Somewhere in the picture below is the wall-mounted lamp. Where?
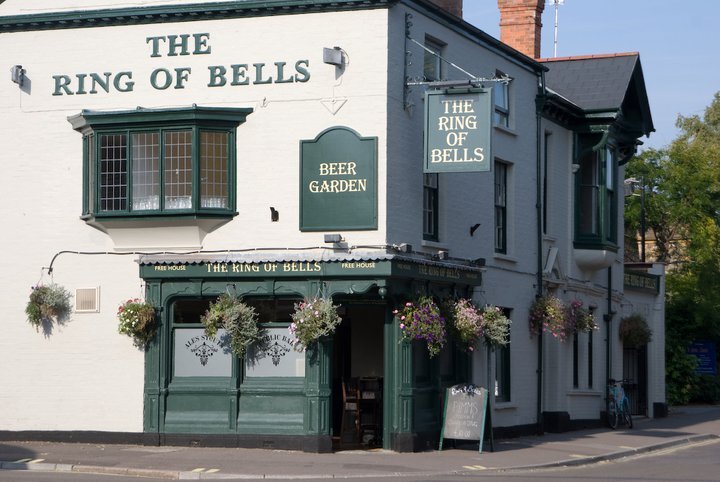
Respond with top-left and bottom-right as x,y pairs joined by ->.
270,207 -> 279,222
571,163 -> 580,174
472,257 -> 486,267
323,47 -> 345,68
437,250 -> 449,260
11,65 -> 25,86
469,223 -> 481,236
394,243 -> 412,253
324,233 -> 343,243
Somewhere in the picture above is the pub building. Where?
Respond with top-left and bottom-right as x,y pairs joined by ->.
0,0 -> 666,452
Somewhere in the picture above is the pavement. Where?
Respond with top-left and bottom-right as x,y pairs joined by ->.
1,405 -> 718,480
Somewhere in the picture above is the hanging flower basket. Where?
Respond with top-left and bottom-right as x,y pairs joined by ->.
26,284 -> 72,330
448,298 -> 483,352
289,297 -> 342,351
394,297 -> 446,358
481,305 -> 512,348
117,298 -> 157,348
619,314 -> 652,348
529,295 -> 569,341
566,299 -> 598,333
201,293 -> 260,358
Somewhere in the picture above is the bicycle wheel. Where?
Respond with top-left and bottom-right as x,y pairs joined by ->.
607,399 -> 618,429
622,398 -> 633,428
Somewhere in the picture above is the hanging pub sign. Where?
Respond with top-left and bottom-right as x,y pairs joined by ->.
300,126 -> 377,231
424,88 -> 492,173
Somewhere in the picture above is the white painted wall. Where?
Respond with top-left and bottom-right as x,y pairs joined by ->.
0,7 -> 390,432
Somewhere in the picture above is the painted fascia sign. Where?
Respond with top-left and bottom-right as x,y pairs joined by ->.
424,88 -> 492,173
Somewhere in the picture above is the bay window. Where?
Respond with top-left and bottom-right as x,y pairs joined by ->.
575,134 -> 618,249
70,106 -> 251,221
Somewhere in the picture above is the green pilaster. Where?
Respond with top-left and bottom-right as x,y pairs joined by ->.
143,280 -> 163,436
303,337 -> 333,451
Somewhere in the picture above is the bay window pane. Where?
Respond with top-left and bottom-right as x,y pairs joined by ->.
579,152 -> 600,235
164,130 -> 193,210
131,132 -> 160,211
99,134 -> 127,211
200,131 -> 228,209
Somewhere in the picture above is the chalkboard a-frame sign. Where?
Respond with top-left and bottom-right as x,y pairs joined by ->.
438,384 -> 493,452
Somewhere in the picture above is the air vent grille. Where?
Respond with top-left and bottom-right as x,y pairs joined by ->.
75,287 -> 100,313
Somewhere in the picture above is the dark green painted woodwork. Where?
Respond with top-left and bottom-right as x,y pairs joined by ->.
300,127 -> 378,231
71,106 -> 251,223
141,261 -> 479,450
0,1 -> 395,33
624,271 -> 661,294
141,259 -> 482,285
69,106 -> 253,132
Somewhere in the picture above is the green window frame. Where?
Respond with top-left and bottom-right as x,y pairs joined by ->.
494,161 -> 508,254
70,106 -> 252,220
574,134 -> 618,250
423,173 -> 439,241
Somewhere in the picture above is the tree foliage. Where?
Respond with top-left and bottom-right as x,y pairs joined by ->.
626,92 -> 720,404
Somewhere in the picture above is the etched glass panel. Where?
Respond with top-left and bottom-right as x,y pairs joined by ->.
174,328 -> 232,377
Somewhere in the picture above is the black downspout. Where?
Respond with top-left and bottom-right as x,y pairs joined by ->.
605,267 -> 614,418
535,72 -> 546,436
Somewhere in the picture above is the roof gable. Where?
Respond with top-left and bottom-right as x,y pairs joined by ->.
540,53 -> 654,138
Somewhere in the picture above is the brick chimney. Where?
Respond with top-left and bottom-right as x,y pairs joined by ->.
429,0 -> 463,18
498,0 -> 544,58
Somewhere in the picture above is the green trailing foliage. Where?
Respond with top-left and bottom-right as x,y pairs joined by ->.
26,284 -> 72,330
117,298 -> 157,348
288,297 -> 342,351
202,293 -> 261,358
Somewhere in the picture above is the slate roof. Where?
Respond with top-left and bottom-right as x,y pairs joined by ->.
540,52 -> 654,136
541,53 -> 638,111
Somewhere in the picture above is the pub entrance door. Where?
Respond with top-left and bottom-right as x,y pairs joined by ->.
332,304 -> 385,449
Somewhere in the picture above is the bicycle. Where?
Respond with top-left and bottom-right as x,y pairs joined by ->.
607,378 -> 633,429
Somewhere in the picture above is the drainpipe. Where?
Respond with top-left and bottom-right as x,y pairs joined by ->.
535,71 -> 546,435
604,267 -> 614,416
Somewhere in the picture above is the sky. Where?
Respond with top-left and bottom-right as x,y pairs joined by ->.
463,1 -> 720,152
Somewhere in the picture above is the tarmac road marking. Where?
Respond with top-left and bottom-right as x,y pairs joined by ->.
206,469 -> 220,473
191,468 -> 206,472
14,459 -> 32,463
570,454 -> 589,458
619,445 -> 635,449
29,459 -> 45,463
192,468 -> 221,473
463,465 -> 487,470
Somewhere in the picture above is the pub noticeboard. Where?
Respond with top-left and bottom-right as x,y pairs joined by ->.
439,384 -> 492,452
